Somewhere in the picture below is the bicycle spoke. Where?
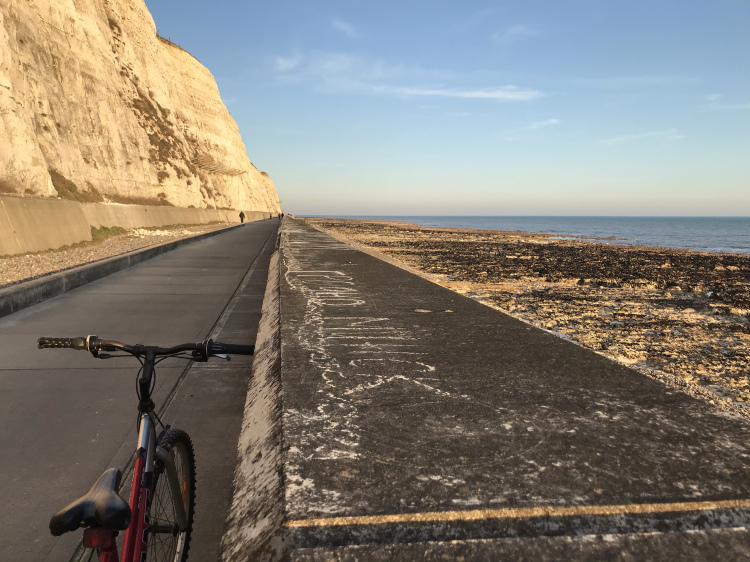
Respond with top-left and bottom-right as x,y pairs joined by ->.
147,434 -> 194,562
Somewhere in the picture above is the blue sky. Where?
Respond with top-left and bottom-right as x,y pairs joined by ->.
144,0 -> 749,216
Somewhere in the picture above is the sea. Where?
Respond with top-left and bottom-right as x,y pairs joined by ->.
326,216 -> 750,256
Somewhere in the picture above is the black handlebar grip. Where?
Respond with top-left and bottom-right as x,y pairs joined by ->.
211,342 -> 255,356
38,337 -> 87,350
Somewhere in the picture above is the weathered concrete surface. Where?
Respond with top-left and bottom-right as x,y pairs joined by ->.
0,220 -> 278,562
220,235 -> 285,561
279,219 -> 750,559
0,0 -> 279,211
0,223 -> 242,318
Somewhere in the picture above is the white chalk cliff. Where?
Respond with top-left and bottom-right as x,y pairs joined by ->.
0,0 -> 279,211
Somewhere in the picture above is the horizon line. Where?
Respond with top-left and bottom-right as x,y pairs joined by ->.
302,214 -> 750,219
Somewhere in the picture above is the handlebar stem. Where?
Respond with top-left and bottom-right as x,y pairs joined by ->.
138,351 -> 157,413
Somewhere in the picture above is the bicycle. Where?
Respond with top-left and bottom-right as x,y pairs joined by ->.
38,335 -> 255,562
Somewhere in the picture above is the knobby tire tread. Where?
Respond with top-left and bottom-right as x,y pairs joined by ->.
151,428 -> 196,562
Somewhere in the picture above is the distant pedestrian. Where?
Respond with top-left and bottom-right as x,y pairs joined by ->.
239,211 -> 245,223
269,213 -> 272,220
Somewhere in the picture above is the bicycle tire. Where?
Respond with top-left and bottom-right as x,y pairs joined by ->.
148,429 -> 196,562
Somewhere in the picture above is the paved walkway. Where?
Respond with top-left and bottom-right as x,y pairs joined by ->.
280,219 -> 750,560
0,220 -> 278,562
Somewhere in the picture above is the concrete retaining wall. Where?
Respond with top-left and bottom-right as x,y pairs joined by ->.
81,204 -> 269,229
0,195 -> 274,255
0,197 -> 93,256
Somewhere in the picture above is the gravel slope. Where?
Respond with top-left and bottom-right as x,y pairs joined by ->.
0,224 -> 229,289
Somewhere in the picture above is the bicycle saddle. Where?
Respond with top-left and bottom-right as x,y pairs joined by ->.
49,468 -> 131,536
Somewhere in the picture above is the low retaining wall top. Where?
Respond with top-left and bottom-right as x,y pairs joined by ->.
0,195 -> 273,255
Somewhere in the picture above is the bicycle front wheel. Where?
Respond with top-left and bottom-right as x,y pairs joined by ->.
149,429 -> 196,562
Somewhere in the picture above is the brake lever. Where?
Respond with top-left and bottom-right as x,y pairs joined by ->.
191,349 -> 209,362
214,354 -> 230,361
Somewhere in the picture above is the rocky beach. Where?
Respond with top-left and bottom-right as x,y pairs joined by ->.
303,218 -> 750,417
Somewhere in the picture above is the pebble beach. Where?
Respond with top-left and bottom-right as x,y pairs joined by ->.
303,217 -> 750,417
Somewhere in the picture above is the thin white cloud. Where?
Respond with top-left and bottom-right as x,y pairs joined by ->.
274,54 -> 302,72
272,51 -> 543,102
705,93 -> 723,102
396,86 -> 541,101
274,52 -> 447,82
332,19 -> 356,37
596,128 -> 684,145
492,24 -> 539,44
524,118 -> 561,130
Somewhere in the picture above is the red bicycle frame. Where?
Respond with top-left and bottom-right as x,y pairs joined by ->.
87,412 -> 156,562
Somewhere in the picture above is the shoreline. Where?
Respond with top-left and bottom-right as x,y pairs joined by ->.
302,217 -> 750,418
310,216 -> 750,257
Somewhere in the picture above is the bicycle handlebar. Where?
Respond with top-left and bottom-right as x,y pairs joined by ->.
210,342 -> 255,355
37,336 -> 254,359
37,337 -> 88,350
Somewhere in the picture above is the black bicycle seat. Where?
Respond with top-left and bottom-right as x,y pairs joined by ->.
49,468 -> 131,536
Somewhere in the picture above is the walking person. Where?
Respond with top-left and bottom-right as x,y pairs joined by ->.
239,211 -> 245,223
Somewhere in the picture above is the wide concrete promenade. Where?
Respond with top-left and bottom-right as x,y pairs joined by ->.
280,219 -> 750,560
0,219 -> 278,562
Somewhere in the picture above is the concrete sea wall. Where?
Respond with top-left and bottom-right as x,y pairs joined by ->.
0,195 -> 272,255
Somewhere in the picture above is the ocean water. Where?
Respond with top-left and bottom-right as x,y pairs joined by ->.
328,216 -> 750,255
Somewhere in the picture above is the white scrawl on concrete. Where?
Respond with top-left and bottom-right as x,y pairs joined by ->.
282,223 -> 444,516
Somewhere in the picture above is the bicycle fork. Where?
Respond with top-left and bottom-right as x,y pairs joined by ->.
117,412 -> 188,561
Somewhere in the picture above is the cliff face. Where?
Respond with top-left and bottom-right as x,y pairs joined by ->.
0,0 -> 279,212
